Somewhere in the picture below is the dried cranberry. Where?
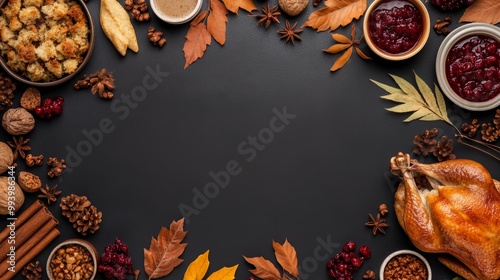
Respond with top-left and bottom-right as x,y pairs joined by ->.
34,96 -> 64,119
98,238 -> 134,280
359,245 -> 372,258
431,0 -> 475,10
343,241 -> 356,252
368,0 -> 423,54
327,242 -> 372,279
446,35 -> 500,102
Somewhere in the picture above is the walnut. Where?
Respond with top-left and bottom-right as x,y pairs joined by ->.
0,176 -> 25,215
278,0 -> 309,16
0,141 -> 14,174
2,108 -> 35,135
20,87 -> 41,111
147,27 -> 166,47
47,157 -> 66,178
18,171 -> 42,193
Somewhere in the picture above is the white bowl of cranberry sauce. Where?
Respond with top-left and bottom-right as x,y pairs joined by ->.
436,23 -> 500,111
363,0 -> 430,61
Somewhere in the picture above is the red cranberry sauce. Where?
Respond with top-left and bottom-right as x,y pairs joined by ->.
446,35 -> 500,102
368,0 -> 423,54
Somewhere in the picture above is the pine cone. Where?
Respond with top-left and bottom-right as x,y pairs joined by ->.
413,128 -> 439,156
433,135 -> 456,161
60,194 -> 92,222
22,261 -> 42,280
74,205 -> 103,235
481,123 -> 500,142
0,72 -> 16,110
461,119 -> 480,137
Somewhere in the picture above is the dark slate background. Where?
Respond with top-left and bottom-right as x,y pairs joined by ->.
1,0 -> 499,279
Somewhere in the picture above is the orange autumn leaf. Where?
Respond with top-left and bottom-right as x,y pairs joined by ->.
459,0 -> 500,24
144,218 -> 188,279
272,239 -> 299,278
303,0 -> 367,32
183,13 -> 212,69
243,256 -> 281,280
208,0 -> 229,45
221,0 -> 257,14
324,24 -> 370,71
331,46 -> 352,71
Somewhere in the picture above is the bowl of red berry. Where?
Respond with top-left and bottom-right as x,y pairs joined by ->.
436,23 -> 500,111
363,0 -> 430,61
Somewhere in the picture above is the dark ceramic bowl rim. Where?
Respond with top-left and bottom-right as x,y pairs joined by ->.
0,0 -> 95,87
435,23 -> 500,111
46,238 -> 98,280
362,0 -> 431,61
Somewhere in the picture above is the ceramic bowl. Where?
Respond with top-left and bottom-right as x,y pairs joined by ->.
435,23 -> 500,111
46,239 -> 98,280
150,0 -> 203,24
363,0 -> 430,61
379,249 -> 431,280
0,0 -> 94,87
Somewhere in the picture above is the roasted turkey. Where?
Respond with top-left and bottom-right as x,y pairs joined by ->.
390,152 -> 500,280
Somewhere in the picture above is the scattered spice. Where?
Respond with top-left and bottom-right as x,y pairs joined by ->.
0,72 -> 16,110
365,213 -> 388,235
252,4 -> 280,28
362,269 -> 376,279
47,157 -> 66,178
74,69 -> 116,100
22,261 -> 42,280
25,154 -> 44,167
383,253 -> 428,280
38,184 -> 62,205
434,16 -> 452,35
379,203 -> 389,216
7,136 -> 31,161
278,20 -> 303,45
125,0 -> 150,21
147,27 -> 167,47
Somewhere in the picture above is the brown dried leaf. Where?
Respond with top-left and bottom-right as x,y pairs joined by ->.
331,33 -> 351,44
208,0 -> 228,45
272,239 -> 299,278
144,218 -> 188,279
302,0 -> 367,32
243,256 -> 281,280
330,46 -> 353,71
323,43 -> 351,54
459,0 -> 500,24
222,0 -> 257,14
183,16 -> 212,69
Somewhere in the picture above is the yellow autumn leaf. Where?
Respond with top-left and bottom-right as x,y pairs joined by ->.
184,250 -> 210,280
206,265 -> 239,280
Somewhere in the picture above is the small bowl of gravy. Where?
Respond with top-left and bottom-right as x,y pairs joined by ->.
150,0 -> 203,24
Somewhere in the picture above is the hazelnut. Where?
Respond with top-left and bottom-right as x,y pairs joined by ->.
0,141 -> 14,174
2,108 -> 35,135
18,171 -> 42,193
20,87 -> 41,111
0,176 -> 25,215
278,0 -> 309,16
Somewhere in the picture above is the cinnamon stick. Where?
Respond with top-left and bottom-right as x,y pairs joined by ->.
0,200 -> 43,245
0,204 -> 53,260
0,227 -> 60,280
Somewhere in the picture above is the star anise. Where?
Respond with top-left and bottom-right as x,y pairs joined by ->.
252,3 -> 280,28
7,136 -> 31,161
278,20 -> 303,45
38,184 -> 62,204
365,213 -> 388,235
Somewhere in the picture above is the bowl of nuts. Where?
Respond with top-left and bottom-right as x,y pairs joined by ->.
363,0 -> 431,61
0,0 -> 95,87
435,23 -> 500,111
380,249 -> 431,280
46,239 -> 98,280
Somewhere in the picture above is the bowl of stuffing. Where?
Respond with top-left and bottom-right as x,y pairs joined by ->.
0,0 -> 95,86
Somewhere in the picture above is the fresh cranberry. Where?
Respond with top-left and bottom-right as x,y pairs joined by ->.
350,256 -> 364,269
368,0 -> 423,54
446,35 -> 500,102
